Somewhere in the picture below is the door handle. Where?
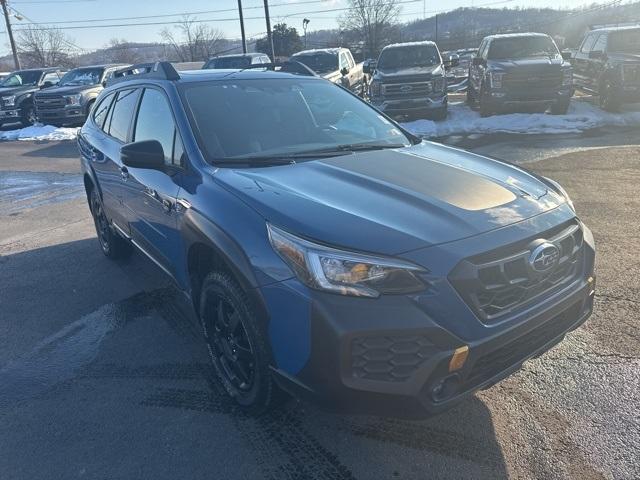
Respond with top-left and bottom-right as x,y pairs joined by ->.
161,198 -> 172,213
120,166 -> 129,180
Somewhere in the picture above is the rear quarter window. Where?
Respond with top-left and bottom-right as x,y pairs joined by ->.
108,89 -> 140,142
92,92 -> 115,130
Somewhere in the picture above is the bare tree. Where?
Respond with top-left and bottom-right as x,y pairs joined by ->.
340,0 -> 400,58
106,38 -> 140,64
160,16 -> 224,62
17,25 -> 76,68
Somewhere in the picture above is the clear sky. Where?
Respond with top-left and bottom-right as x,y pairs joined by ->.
1,0 -> 599,56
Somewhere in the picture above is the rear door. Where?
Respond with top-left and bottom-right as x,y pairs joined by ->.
122,86 -> 184,277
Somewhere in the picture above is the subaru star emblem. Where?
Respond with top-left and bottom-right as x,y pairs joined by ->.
529,242 -> 560,273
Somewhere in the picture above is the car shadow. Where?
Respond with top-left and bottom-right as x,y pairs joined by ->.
1,238 -> 508,479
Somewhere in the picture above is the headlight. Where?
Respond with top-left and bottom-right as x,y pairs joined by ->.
64,94 -> 82,106
488,71 -> 505,89
370,80 -> 381,98
267,224 -> 426,298
562,69 -> 573,86
545,177 -> 575,213
2,95 -> 16,107
432,76 -> 445,92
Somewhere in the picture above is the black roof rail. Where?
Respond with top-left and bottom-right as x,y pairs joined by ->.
236,60 -> 318,77
107,61 -> 180,86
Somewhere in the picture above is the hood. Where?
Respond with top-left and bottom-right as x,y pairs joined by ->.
0,85 -> 36,96
375,64 -> 443,82
215,142 -> 566,255
35,84 -> 99,96
489,55 -> 566,71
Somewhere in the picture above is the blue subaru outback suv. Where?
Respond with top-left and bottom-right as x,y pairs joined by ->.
78,62 -> 595,416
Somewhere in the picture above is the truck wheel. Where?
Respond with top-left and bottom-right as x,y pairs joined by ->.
90,189 -> 131,260
199,271 -> 286,414
550,99 -> 570,115
466,85 -> 476,106
599,81 -> 620,112
20,104 -> 37,127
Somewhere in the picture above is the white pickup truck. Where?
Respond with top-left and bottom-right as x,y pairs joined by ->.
291,48 -> 367,96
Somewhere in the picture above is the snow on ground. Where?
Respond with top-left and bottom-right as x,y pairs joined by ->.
0,124 -> 80,142
401,100 -> 640,138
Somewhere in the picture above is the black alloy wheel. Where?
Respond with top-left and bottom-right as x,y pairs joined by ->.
89,189 -> 131,259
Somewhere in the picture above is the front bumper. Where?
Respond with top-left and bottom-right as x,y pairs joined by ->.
36,107 -> 86,124
0,109 -> 21,121
265,214 -> 595,417
486,87 -> 573,110
371,94 -> 447,116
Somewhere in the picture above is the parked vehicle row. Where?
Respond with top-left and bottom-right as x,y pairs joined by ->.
78,60 -> 595,416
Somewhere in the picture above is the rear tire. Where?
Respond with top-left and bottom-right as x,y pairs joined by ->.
599,81 -> 620,112
199,271 -> 286,414
20,104 -> 37,127
89,189 -> 131,260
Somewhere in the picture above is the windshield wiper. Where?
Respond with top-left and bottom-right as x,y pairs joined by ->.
302,143 -> 407,154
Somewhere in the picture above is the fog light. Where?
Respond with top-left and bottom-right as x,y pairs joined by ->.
449,345 -> 469,372
431,374 -> 460,402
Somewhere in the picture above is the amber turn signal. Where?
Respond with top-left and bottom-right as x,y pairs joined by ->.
448,345 -> 469,372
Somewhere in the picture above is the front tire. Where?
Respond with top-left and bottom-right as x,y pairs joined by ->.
599,80 -> 620,112
90,189 -> 131,260
20,104 -> 37,127
199,271 -> 285,414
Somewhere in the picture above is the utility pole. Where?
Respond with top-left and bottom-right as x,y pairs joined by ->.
1,0 -> 21,70
237,0 -> 247,54
263,0 -> 275,61
303,18 -> 310,49
435,14 -> 438,43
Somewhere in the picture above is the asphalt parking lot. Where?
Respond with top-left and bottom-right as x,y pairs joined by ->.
1,131 -> 638,479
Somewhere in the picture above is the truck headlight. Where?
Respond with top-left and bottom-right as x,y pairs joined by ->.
64,94 -> 82,106
370,80 -> 381,98
488,71 -> 505,89
432,76 -> 445,93
562,69 -> 573,86
268,224 -> 426,298
2,95 -> 16,107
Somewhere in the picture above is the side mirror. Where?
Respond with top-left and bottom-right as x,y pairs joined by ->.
363,60 -> 377,74
589,50 -> 605,60
561,50 -> 573,61
340,66 -> 350,76
41,81 -> 54,89
445,55 -> 460,68
121,140 -> 165,170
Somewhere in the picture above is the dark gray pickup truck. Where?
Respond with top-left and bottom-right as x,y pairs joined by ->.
467,33 -> 574,116
34,64 -> 126,126
570,26 -> 640,111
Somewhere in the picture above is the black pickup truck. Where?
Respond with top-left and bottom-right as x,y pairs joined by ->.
0,68 -> 64,127
570,26 -> 640,111
34,64 -> 126,126
468,33 -> 574,116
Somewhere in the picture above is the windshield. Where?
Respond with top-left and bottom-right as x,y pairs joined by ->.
0,70 -> 42,87
292,53 -> 338,74
377,45 -> 441,70
207,57 -> 252,69
488,36 -> 559,60
608,30 -> 640,54
181,79 -> 411,165
59,68 -> 104,86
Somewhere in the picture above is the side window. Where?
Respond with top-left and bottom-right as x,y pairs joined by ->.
347,52 -> 355,69
134,88 -> 183,166
580,34 -> 597,53
592,34 -> 607,53
93,92 -> 115,129
108,89 -> 140,142
42,72 -> 60,85
480,41 -> 490,60
262,56 -> 270,64
339,53 -> 349,70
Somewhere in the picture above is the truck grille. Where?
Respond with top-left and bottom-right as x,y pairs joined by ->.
503,71 -> 562,90
623,64 -> 640,84
35,94 -> 65,110
382,82 -> 433,99
449,220 -> 584,323
351,335 -> 439,382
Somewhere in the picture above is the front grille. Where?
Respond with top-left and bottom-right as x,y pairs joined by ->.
468,301 -> 582,383
35,95 -> 65,110
351,335 -> 439,382
623,64 -> 640,84
449,220 -> 584,323
503,71 -> 562,90
382,82 -> 433,99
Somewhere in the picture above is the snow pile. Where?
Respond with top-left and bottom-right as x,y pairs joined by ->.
401,101 -> 640,138
0,124 -> 80,142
